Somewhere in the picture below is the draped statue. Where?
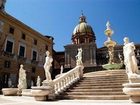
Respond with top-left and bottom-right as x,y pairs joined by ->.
18,64 -> 27,89
123,37 -> 139,74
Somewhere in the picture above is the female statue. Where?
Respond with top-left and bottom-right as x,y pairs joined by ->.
18,64 -> 27,89
75,48 -> 83,66
123,37 -> 138,74
44,51 -> 53,81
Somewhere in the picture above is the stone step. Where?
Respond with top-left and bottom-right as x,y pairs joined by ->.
85,73 -> 127,76
82,79 -> 128,82
68,88 -> 123,92
56,70 -> 128,100
79,80 -> 128,84
75,83 -> 125,86
87,74 -> 127,76
62,91 -> 125,95
83,78 -> 128,81
86,76 -> 128,79
82,78 -> 128,81
72,85 -> 123,89
57,95 -> 129,100
84,70 -> 126,75
83,76 -> 128,79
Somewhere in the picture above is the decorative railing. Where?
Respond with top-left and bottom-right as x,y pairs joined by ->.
53,65 -> 84,95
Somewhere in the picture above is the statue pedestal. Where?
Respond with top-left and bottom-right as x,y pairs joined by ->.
123,74 -> 140,103
2,88 -> 18,96
31,81 -> 55,101
31,86 -> 51,101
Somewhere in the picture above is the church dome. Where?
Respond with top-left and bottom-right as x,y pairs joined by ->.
72,14 -> 96,44
73,22 -> 94,35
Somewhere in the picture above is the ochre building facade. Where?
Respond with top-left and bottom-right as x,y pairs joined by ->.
0,11 -> 53,89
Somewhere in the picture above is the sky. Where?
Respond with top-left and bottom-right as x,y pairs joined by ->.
5,0 -> 140,51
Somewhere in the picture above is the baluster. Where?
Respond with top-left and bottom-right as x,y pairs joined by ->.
58,82 -> 61,93
73,73 -> 76,82
71,73 -> 74,83
55,83 -> 58,94
63,78 -> 66,89
70,74 -> 73,84
76,71 -> 79,80
68,75 -> 71,86
61,80 -> 64,90
66,77 -> 69,87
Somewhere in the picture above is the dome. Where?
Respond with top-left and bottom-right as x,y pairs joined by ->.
73,22 -> 94,35
72,14 -> 95,37
72,14 -> 96,44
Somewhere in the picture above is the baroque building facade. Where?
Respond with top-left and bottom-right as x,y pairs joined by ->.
0,11 -> 53,89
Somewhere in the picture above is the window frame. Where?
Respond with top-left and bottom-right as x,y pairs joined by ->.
18,43 -> 26,58
31,49 -> 38,61
9,26 -> 15,34
4,38 -> 14,54
21,32 -> 26,40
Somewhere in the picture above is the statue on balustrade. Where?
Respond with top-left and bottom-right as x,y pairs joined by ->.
75,48 -> 83,66
123,37 -> 139,75
60,65 -> 64,74
44,51 -> 53,82
36,76 -> 41,87
18,64 -> 27,90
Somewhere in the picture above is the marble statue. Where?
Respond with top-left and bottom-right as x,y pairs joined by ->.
44,51 -> 53,81
75,48 -> 83,66
123,38 -> 140,103
123,37 -> 139,75
8,78 -> 12,87
118,53 -> 123,63
18,64 -> 27,89
60,65 -> 64,74
36,76 -> 41,87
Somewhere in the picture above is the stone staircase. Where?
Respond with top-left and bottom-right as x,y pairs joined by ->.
56,69 -> 129,100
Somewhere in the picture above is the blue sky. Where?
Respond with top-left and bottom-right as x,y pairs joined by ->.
5,0 -> 140,51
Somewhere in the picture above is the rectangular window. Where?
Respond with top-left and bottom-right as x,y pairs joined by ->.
4,61 -> 11,68
9,27 -> 14,34
21,33 -> 26,40
19,46 -> 25,57
33,39 -> 37,45
6,40 -> 13,53
32,50 -> 37,61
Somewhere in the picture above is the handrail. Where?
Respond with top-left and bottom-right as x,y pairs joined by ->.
53,65 -> 84,95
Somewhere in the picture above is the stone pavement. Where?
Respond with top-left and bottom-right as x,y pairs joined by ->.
0,95 -> 137,105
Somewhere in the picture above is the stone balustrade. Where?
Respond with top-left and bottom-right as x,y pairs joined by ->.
53,65 -> 84,95
31,65 -> 84,101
